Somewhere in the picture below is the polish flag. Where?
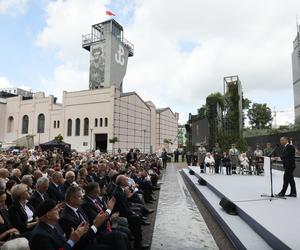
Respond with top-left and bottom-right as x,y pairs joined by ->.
106,10 -> 115,16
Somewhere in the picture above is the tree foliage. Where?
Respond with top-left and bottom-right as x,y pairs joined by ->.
247,103 -> 272,129
54,134 -> 63,142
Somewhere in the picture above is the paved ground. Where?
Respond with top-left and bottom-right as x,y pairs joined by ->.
150,164 -> 218,250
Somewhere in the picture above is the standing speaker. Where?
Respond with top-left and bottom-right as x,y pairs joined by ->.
219,198 -> 238,215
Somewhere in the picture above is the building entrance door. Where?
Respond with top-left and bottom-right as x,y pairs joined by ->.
95,133 -> 108,153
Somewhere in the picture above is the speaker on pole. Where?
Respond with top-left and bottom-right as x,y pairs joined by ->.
219,197 -> 238,215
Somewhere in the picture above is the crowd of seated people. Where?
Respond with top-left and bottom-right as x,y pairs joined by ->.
186,142 -> 280,176
0,147 -> 162,249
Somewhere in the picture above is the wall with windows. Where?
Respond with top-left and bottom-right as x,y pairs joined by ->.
63,87 -> 115,152
3,93 -> 63,145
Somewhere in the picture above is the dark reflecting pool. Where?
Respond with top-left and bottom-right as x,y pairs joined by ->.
151,165 -> 218,250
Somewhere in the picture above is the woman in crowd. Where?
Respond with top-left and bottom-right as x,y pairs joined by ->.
0,190 -> 20,243
8,184 -> 37,235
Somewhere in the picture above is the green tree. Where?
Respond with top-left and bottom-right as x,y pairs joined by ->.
54,134 -> 63,142
247,103 -> 272,129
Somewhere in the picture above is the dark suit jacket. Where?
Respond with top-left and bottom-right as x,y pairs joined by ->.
8,200 -> 35,233
126,152 -> 137,163
28,191 -> 50,211
58,205 -> 97,250
81,196 -> 108,232
280,144 -> 296,170
0,208 -> 13,240
47,182 -> 65,203
112,186 -> 133,218
29,222 -> 71,250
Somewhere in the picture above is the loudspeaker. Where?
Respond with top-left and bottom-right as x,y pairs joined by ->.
189,169 -> 195,175
198,178 -> 206,186
219,198 -> 238,215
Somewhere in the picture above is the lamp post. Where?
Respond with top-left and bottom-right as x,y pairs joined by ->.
90,128 -> 93,152
143,129 -> 146,153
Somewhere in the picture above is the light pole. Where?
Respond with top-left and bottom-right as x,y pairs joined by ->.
90,128 -> 93,151
143,129 -> 146,153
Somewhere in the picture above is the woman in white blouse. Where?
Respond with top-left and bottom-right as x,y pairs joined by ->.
8,184 -> 37,234
205,153 -> 215,174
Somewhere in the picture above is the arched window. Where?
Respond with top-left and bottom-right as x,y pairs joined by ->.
37,114 -> 45,133
95,118 -> 98,127
67,119 -> 72,136
84,118 -> 89,136
75,118 -> 80,136
22,115 -> 29,134
100,118 -> 103,127
54,120 -> 56,129
7,116 -> 14,133
104,117 -> 108,127
57,120 -> 60,128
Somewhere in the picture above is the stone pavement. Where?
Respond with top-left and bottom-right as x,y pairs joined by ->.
151,164 -> 218,250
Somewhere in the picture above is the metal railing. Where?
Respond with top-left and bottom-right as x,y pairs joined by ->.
82,33 -> 134,56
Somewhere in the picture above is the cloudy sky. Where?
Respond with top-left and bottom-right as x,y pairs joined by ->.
0,0 -> 298,125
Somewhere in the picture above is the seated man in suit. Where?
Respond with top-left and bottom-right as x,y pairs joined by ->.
47,172 -> 65,203
81,182 -> 130,249
113,175 -> 150,249
59,186 -> 128,250
28,177 -> 50,211
29,199 -> 89,250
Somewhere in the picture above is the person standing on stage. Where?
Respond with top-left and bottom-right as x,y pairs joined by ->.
263,142 -> 273,156
229,144 -> 239,174
197,144 -> 207,173
212,143 -> 222,174
277,137 -> 297,198
161,148 -> 168,168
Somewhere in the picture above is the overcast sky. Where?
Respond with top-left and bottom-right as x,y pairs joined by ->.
0,0 -> 298,125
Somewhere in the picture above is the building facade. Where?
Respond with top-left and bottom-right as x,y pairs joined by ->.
292,25 -> 300,119
0,19 -> 178,153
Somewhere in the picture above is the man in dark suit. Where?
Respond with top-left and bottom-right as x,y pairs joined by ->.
47,172 -> 65,203
126,149 -> 137,164
29,199 -> 89,250
277,137 -> 297,197
59,186 -> 128,250
81,182 -> 130,249
113,175 -> 150,249
28,176 -> 50,210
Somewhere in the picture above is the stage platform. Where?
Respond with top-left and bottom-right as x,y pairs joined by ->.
182,166 -> 300,250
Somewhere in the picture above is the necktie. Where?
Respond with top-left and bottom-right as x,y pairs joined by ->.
76,210 -> 86,223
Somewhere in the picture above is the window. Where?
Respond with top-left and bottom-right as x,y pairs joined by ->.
54,121 -> 56,129
84,118 -> 89,136
57,120 -> 60,128
67,119 -> 72,136
95,118 -> 98,127
105,117 -> 108,127
37,114 -> 45,133
22,115 -> 29,134
75,118 -> 80,136
100,118 -> 103,127
7,116 -> 14,133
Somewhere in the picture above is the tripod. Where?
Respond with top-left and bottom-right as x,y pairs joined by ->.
261,146 -> 286,201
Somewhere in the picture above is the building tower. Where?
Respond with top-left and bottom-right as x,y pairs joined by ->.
82,19 -> 134,91
292,24 -> 300,120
